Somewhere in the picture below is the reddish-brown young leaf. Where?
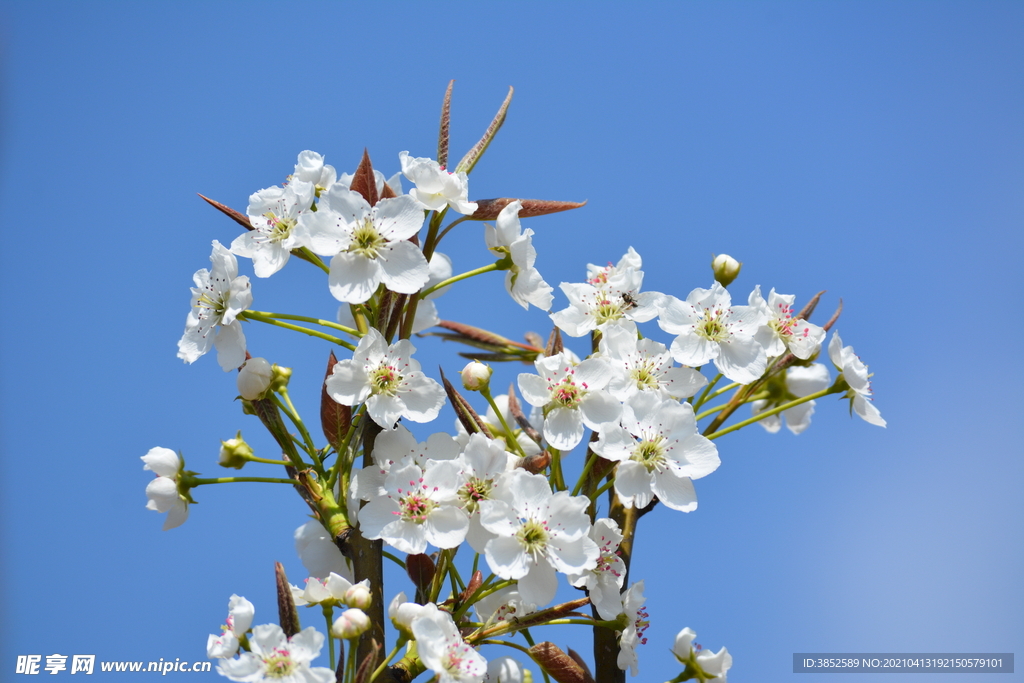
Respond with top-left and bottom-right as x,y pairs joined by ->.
528,642 -> 594,683
439,367 -> 493,438
349,149 -> 379,207
796,290 -> 826,321
455,86 -> 513,175
437,80 -> 454,169
321,351 -> 351,452
275,562 -> 301,638
198,194 -> 253,231
545,327 -> 564,357
469,198 -> 587,221
406,553 -> 436,605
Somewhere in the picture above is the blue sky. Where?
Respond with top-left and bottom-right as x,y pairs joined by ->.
1,2 -> 1021,681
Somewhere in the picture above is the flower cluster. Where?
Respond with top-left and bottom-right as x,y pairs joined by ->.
147,88 -> 887,682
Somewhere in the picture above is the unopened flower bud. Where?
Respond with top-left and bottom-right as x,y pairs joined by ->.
219,432 -> 253,469
237,357 -> 273,400
331,608 -> 370,639
461,361 -> 493,392
711,253 -> 741,287
344,583 -> 372,610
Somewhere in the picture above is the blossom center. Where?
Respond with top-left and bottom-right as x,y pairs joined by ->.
629,359 -> 661,391
262,212 -> 297,244
547,370 -> 587,409
261,648 -> 295,678
458,476 -> 494,512
397,487 -> 437,525
630,436 -> 667,472
695,306 -> 732,343
516,518 -> 550,557
370,363 -> 403,396
350,218 -> 386,259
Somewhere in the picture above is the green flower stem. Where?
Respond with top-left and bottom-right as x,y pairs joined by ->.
192,476 -> 300,485
370,642 -> 407,683
480,387 -> 527,458
694,404 -> 728,421
421,206 -> 449,262
706,381 -> 741,401
330,406 -> 366,496
572,451 -> 600,498
382,550 -> 406,570
435,214 -> 472,245
474,639 -> 533,657
704,386 -> 836,440
272,392 -> 322,472
322,606 -> 335,670
693,373 -> 723,411
240,311 -> 356,350
589,478 -> 615,502
419,262 -> 503,299
550,447 -> 567,492
295,247 -> 330,274
243,456 -> 294,466
244,310 -> 359,336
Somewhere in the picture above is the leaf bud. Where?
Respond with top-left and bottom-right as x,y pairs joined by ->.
218,431 -> 253,470
711,253 -> 742,287
461,360 -> 493,392
237,357 -> 273,400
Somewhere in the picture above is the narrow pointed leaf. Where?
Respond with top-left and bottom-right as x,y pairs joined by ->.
437,79 -> 454,168
545,326 -> 563,357
275,562 -> 301,638
528,642 -> 592,683
796,290 -> 825,321
507,383 -> 542,444
469,197 -> 587,221
440,367 -> 493,438
198,193 -> 252,231
455,86 -> 513,175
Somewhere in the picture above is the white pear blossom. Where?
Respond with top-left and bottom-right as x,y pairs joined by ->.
357,457 -> 469,555
454,433 -> 517,553
452,394 -> 543,458
672,627 -> 732,681
412,605 -> 488,683
294,521 -> 352,581
331,609 -> 370,639
301,186 -> 429,304
177,241 -> 252,371
518,352 -> 621,451
658,282 -> 767,384
592,393 -> 720,512
216,624 -> 334,683
751,363 -> 831,434
231,181 -> 315,277
616,581 -> 649,677
206,595 -> 254,659
479,469 -> 599,606
399,151 -> 478,215
474,585 -> 536,625
141,447 -> 190,530
829,331 -> 886,427
748,286 -> 825,359
599,323 -> 708,402
389,591 -> 434,639
325,328 -> 445,430
551,251 -> 662,337
291,150 -> 336,195
485,200 -> 553,310
566,518 -> 626,620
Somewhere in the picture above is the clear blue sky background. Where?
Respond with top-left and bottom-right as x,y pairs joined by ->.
1,2 -> 1021,681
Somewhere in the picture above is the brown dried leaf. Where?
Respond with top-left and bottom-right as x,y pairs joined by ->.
528,642 -> 593,683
